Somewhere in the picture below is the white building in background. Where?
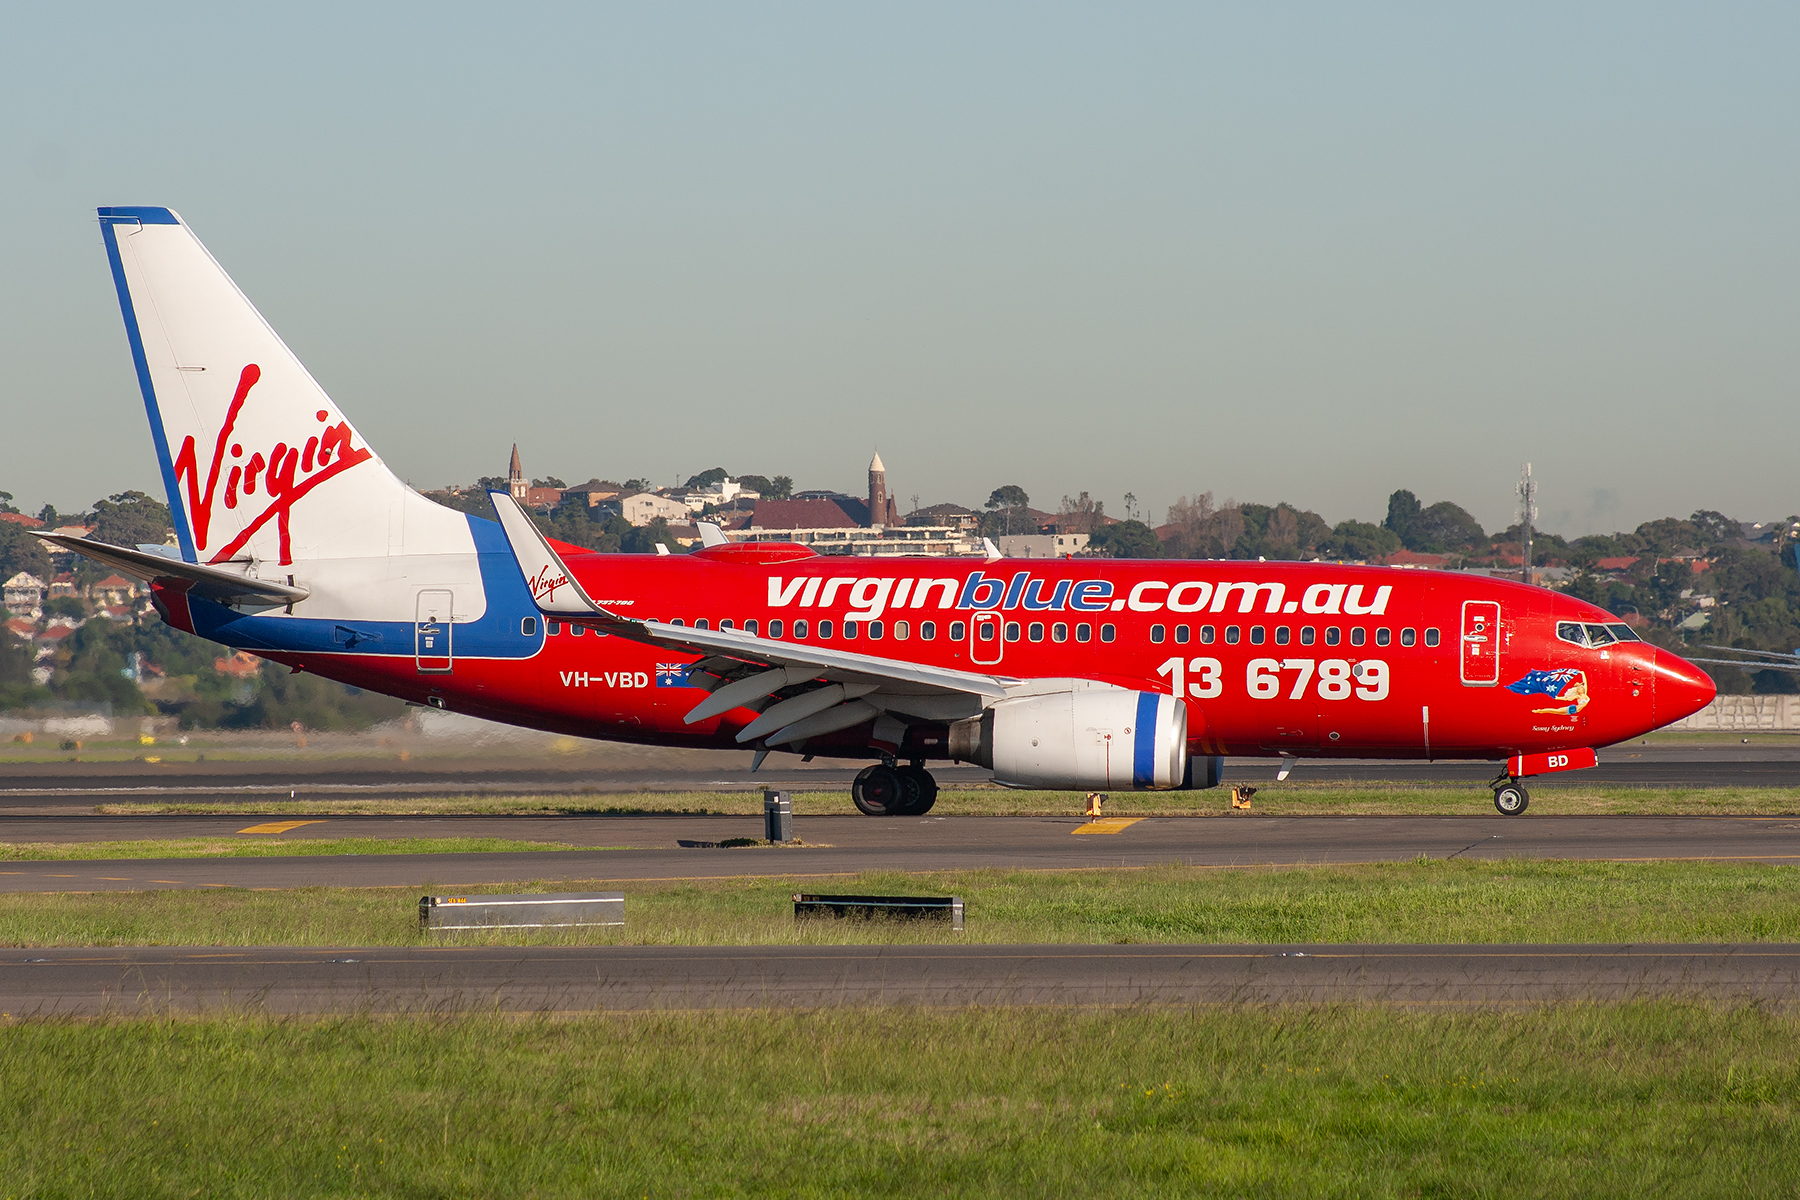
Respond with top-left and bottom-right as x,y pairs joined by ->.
996,533 -> 1090,559
686,478 -> 761,511
604,492 -> 693,527
3,572 -> 45,618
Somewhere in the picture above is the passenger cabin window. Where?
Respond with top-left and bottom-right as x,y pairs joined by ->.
792,619 -> 807,638
744,619 -> 758,635
844,621 -> 858,639
1100,624 -> 1116,643
1350,627 -> 1366,647
1323,627 -> 1340,646
1249,626 -> 1266,645
1375,628 -> 1391,647
1299,627 -> 1315,646
1051,623 -> 1068,643
978,622 -> 996,642
920,621 -> 936,640
1150,625 -> 1166,643
695,619 -> 709,630
1400,628 -> 1416,647
1076,623 -> 1092,642
1224,626 -> 1241,645
817,620 -> 833,638
1274,626 -> 1290,646
768,619 -> 783,638
1424,627 -> 1440,647
1029,622 -> 1044,642
571,625 -> 584,637
868,621 -> 884,639
1199,626 -> 1216,644
671,619 -> 685,627
720,619 -> 733,630
894,621 -> 909,640
1174,625 -> 1190,644
950,621 -> 967,641
547,620 -> 561,636
521,617 -> 538,636
1005,622 -> 1020,642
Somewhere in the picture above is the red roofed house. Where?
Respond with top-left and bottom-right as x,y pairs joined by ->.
1382,549 -> 1449,567
214,651 -> 262,678
0,512 -> 43,528
1595,557 -> 1639,571
5,617 -> 35,641
90,575 -> 138,607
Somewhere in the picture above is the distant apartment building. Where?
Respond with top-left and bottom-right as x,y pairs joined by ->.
996,533 -> 1090,558
3,572 -> 45,618
605,492 -> 693,527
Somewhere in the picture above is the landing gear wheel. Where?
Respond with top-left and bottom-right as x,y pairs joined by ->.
1493,782 -> 1529,816
895,766 -> 939,816
852,764 -> 905,816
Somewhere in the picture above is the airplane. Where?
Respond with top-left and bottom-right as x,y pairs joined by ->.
39,207 -> 1718,818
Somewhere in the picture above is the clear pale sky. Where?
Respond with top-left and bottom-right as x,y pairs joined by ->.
3,5 -> 1795,537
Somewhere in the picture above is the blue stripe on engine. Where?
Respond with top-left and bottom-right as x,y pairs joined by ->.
1133,691 -> 1158,788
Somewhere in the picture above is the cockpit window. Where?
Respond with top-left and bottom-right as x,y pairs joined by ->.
1583,624 -> 1618,646
1606,623 -> 1641,642
1556,621 -> 1587,647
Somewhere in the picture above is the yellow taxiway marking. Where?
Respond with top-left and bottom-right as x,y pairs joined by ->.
1072,818 -> 1147,836
237,820 -> 326,835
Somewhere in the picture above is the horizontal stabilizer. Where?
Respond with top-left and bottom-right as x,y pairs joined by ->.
35,533 -> 309,606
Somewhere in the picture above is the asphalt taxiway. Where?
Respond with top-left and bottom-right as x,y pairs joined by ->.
4,943 -> 1797,1014
3,742 -> 1799,811
3,813 -> 1799,893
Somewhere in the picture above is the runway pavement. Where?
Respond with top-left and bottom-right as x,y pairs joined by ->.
3,743 -> 1800,811
3,943 -> 1796,1013
3,813 -> 1799,892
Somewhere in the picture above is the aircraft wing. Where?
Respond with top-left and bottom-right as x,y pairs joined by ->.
33,533 -> 310,607
487,491 -> 1015,741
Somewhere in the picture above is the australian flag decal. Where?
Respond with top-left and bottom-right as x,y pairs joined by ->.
655,663 -> 696,688
1506,668 -> 1580,697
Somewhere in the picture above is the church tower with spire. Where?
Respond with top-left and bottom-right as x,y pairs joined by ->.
867,450 -> 895,529
509,444 -> 528,503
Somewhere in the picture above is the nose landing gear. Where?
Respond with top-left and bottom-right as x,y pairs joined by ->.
851,762 -> 940,816
1492,780 -> 1530,816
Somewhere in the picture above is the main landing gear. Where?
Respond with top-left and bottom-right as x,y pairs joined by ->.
852,762 -> 939,816
1492,779 -> 1530,816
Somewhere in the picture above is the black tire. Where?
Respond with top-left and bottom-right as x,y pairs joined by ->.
896,766 -> 939,816
1494,783 -> 1529,816
852,764 -> 904,816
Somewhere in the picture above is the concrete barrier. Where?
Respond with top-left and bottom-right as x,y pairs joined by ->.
1664,695 -> 1800,732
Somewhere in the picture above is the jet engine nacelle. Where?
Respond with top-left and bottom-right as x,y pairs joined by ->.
949,688 -> 1188,791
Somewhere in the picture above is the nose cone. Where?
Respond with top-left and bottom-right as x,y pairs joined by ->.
1653,647 -> 1717,724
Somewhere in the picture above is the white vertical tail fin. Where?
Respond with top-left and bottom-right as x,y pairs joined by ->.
99,207 -> 422,566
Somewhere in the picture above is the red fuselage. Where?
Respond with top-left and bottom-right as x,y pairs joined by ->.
243,552 -> 1716,765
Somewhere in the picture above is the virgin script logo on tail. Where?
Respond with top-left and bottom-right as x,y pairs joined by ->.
529,565 -> 570,603
171,364 -> 373,565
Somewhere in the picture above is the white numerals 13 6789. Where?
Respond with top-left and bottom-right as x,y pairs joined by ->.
1158,657 -> 1389,702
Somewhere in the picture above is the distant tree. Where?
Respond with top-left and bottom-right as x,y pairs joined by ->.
1056,492 -> 1106,535
622,518 -> 680,555
1407,501 -> 1485,553
88,491 -> 173,548
1324,520 -> 1402,561
1689,510 -> 1738,548
475,475 -> 509,492
1087,519 -> 1160,559
532,476 -> 567,489
985,485 -> 1032,536
43,596 -> 87,620
1384,490 -> 1422,542
684,467 -> 729,490
623,478 -> 650,493
0,520 -> 51,581
36,504 -> 60,528
1632,517 -> 1701,557
767,475 -> 793,500
737,475 -> 773,496
0,491 -> 17,515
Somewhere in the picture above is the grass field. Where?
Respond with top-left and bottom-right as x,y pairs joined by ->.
5,858 -> 1799,947
0,836 -> 576,861
1,1003 -> 1796,1196
100,780 -> 1800,818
